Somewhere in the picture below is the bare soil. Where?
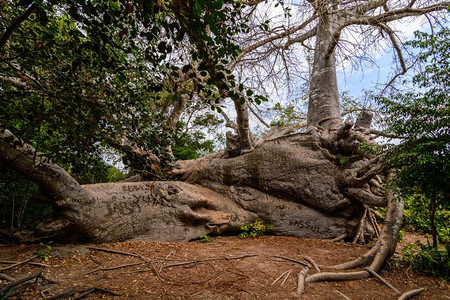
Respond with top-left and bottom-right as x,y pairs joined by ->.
0,233 -> 448,299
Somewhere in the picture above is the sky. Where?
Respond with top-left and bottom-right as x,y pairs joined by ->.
336,18 -> 430,100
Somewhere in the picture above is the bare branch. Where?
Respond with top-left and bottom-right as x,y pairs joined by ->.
248,102 -> 270,128
229,14 -> 318,69
353,2 -> 450,25
376,23 -> 407,73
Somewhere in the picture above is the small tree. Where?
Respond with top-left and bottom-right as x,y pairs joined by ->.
378,28 -> 450,247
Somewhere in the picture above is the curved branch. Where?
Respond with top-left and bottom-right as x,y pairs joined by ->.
376,23 -> 407,73
228,15 -> 318,69
0,129 -> 94,211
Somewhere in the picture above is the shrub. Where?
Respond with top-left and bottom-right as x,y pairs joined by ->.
404,193 -> 450,243
239,220 -> 273,239
402,241 -> 449,281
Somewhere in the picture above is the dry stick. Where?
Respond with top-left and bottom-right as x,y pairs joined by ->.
363,267 -> 400,294
0,273 -> 14,282
0,260 -> 54,268
161,254 -> 258,269
271,270 -> 292,286
397,288 -> 425,300
335,289 -> 352,300
87,246 -> 147,260
269,255 -> 311,268
0,270 -> 42,297
352,206 -> 368,244
82,262 -> 144,275
296,267 -> 309,294
45,287 -> 120,300
280,270 -> 292,286
0,255 -> 39,271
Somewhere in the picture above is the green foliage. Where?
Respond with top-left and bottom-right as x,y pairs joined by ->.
403,193 -> 449,243
0,0 -> 250,174
338,157 -> 349,168
377,28 -> 450,246
269,101 -> 305,127
0,170 -> 51,231
200,233 -> 212,243
239,220 -> 273,239
402,241 -> 449,280
37,241 -> 53,262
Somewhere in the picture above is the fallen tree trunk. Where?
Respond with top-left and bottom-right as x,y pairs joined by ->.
1,124 -> 388,244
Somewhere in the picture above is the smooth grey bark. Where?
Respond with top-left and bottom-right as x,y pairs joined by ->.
307,15 -> 342,129
1,124 -> 386,243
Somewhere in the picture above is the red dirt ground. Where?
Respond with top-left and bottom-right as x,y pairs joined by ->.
0,233 -> 448,299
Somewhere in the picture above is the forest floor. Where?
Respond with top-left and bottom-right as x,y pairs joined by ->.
0,232 -> 448,300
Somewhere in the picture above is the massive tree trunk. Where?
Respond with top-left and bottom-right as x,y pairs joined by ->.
1,124 -> 386,244
307,13 -> 342,130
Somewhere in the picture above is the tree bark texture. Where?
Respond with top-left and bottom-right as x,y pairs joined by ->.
1,125 -> 387,243
307,15 -> 342,130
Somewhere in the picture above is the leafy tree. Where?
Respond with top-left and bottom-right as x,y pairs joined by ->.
378,28 -> 450,247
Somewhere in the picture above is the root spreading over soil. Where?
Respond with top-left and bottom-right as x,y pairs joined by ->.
0,235 -> 448,299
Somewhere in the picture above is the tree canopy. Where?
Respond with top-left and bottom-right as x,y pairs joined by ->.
377,27 -> 450,246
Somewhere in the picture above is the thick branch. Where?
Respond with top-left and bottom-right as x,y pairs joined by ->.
376,23 -> 407,73
0,129 -> 94,206
352,3 -> 450,25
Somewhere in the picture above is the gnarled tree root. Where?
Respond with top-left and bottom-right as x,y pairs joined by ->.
305,178 -> 404,288
398,288 -> 425,300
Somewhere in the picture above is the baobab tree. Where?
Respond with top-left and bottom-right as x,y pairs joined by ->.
0,0 -> 449,284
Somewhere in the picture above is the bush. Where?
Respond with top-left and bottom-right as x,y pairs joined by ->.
402,241 -> 449,280
404,193 -> 450,243
239,220 -> 273,239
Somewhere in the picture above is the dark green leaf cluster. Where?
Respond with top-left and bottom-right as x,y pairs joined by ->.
1,0 -> 250,176
402,241 -> 449,280
377,28 -> 450,202
403,193 -> 449,243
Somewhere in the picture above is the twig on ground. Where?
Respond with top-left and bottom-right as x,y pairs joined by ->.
398,288 -> 425,300
269,255 -> 311,268
0,273 -> 14,282
0,270 -> 42,297
271,269 -> 292,286
45,287 -> 120,300
335,289 -> 352,300
86,246 -> 148,260
363,267 -> 400,294
82,262 -> 144,275
0,260 -> 55,268
0,255 -> 39,271
161,254 -> 258,269
296,267 -> 309,294
280,269 -> 292,286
